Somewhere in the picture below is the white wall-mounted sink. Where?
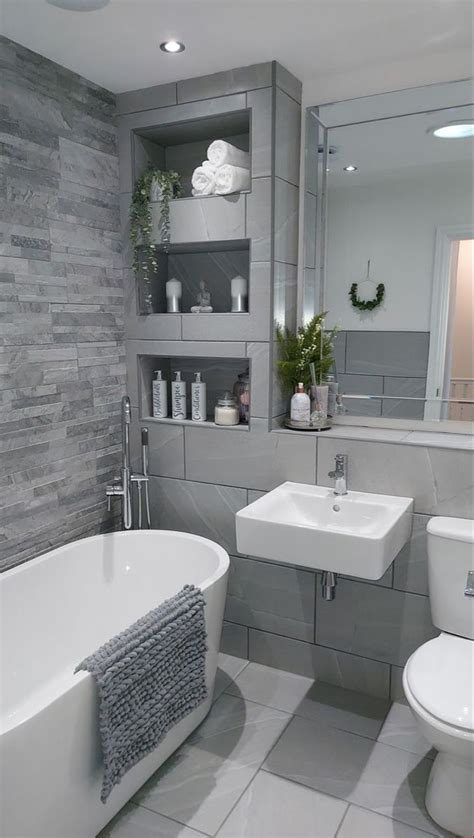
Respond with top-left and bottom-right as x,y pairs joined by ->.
236,482 -> 413,580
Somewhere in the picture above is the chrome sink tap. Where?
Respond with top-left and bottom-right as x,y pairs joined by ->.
328,454 -> 348,496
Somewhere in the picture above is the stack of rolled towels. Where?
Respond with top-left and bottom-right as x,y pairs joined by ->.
192,140 -> 250,196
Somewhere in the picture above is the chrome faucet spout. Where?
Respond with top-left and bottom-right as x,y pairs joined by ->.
328,454 -> 348,496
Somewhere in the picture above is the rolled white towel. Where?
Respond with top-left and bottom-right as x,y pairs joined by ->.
191,160 -> 218,195
214,164 -> 250,195
207,140 -> 250,169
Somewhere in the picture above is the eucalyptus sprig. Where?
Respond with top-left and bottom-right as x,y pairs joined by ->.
276,314 -> 338,393
349,282 -> 385,311
129,167 -> 181,283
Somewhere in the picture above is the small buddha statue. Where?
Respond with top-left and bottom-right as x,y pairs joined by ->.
191,280 -> 213,313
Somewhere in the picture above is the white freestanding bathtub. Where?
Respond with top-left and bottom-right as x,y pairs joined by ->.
0,530 -> 229,838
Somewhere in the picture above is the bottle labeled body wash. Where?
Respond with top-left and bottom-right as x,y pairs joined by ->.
191,372 -> 207,421
171,371 -> 187,420
290,382 -> 310,426
152,370 -> 168,418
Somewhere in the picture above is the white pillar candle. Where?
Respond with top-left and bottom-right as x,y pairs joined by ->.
231,276 -> 248,312
166,278 -> 182,313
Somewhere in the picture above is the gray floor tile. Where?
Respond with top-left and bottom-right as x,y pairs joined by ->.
263,715 -> 446,835
337,805 -> 442,838
227,662 -> 389,739
217,771 -> 347,837
98,802 -> 203,837
134,694 -> 289,835
213,654 -> 249,702
377,702 -> 434,759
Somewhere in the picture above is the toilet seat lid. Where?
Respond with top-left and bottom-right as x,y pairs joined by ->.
406,634 -> 474,731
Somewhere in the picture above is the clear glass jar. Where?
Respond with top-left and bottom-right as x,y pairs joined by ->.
214,391 -> 239,426
233,371 -> 250,424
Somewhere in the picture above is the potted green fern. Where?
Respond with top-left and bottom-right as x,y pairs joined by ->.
276,314 -> 338,394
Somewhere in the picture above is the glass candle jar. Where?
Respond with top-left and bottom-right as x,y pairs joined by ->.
233,371 -> 250,424
214,391 -> 239,426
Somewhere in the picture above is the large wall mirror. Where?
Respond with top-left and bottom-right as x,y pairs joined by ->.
301,80 -> 473,428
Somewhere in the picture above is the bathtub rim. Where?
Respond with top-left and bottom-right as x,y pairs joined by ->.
1,529 -> 230,736
1,528 -> 230,588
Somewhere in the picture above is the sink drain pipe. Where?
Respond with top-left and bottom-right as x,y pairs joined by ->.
321,571 -> 337,601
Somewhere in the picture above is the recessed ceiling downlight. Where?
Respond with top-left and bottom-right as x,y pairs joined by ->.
47,0 -> 110,9
160,41 -> 185,53
432,121 -> 474,139
343,165 -> 358,172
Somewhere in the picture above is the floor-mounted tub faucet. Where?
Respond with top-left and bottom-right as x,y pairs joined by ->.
106,396 -> 151,529
328,453 -> 348,496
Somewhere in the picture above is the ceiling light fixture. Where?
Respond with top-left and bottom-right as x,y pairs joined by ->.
160,41 -> 185,53
432,121 -> 474,139
46,0 -> 110,10
343,165 -> 358,172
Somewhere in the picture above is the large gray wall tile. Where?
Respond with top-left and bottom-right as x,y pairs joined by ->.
177,63 -> 272,103
393,513 -> 430,596
184,425 -> 317,490
246,178 -> 272,261
220,621 -> 249,658
226,555 -> 316,641
152,194 -> 246,244
275,63 -> 303,103
248,87 -> 272,179
275,89 -> 301,186
316,578 -> 437,667
148,476 -> 247,555
249,629 -> 390,698
130,410 -> 184,479
116,82 -> 177,115
317,438 -> 474,517
274,178 -> 299,265
382,377 -> 427,420
345,332 -> 430,377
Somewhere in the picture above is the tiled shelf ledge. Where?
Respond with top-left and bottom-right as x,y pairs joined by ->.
142,416 -> 249,431
151,193 -> 246,244
272,424 -> 474,451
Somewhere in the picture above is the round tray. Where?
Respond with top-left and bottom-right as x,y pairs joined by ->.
284,418 -> 332,432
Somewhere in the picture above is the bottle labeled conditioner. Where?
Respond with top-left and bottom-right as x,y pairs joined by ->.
191,372 -> 207,421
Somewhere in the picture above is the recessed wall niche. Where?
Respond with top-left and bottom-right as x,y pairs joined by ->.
133,110 -> 251,197
137,239 -> 250,316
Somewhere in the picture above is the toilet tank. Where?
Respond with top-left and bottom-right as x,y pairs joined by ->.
427,517 -> 474,639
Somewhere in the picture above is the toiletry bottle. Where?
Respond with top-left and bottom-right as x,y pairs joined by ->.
171,371 -> 187,420
191,372 -> 207,421
290,382 -> 311,426
152,370 -> 168,418
323,374 -> 339,417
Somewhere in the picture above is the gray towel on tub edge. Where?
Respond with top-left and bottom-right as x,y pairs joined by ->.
75,584 -> 207,803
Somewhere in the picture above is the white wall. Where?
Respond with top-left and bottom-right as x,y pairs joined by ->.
325,162 -> 473,331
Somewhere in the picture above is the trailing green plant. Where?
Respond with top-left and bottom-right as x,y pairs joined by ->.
129,167 -> 181,283
276,314 -> 338,393
349,282 -> 385,311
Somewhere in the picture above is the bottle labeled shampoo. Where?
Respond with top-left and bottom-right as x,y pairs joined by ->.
152,370 -> 168,418
191,372 -> 206,421
290,382 -> 310,426
171,371 -> 187,420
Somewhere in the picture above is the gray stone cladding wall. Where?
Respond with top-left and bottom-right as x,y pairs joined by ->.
0,36 -> 125,570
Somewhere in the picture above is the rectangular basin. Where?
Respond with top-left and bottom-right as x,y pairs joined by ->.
236,482 -> 414,579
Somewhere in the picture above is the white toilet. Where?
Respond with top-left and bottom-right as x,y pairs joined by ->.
403,516 -> 474,838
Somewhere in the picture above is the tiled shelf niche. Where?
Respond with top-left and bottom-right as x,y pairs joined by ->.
139,354 -> 251,430
137,239 -> 250,316
133,109 -> 250,198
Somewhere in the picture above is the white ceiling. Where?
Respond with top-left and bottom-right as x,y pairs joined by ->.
0,0 -> 473,95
